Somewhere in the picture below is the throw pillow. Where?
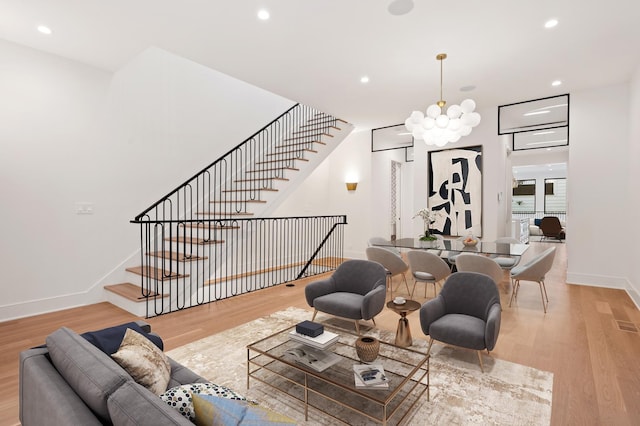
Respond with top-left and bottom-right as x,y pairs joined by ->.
111,328 -> 171,395
192,394 -> 295,426
534,218 -> 542,227
159,382 -> 253,421
82,321 -> 164,355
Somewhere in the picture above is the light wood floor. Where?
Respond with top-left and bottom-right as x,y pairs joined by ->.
2,242 -> 640,425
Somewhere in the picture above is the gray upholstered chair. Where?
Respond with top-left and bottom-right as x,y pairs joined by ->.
455,253 -> 504,286
406,250 -> 451,298
491,237 -> 522,270
509,247 -> 556,313
365,247 -> 411,299
305,259 -> 387,334
419,272 -> 501,372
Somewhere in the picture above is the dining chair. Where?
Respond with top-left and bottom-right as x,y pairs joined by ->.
406,250 -> 452,298
509,247 -> 557,313
368,236 -> 401,256
365,247 -> 411,299
491,237 -> 522,270
455,253 -> 504,286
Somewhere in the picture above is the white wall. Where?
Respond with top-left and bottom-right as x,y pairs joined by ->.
627,65 -> 640,305
0,42 -> 294,321
272,129 -> 373,259
566,83 -> 631,290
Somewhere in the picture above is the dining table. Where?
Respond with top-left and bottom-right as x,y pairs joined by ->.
371,237 -> 529,257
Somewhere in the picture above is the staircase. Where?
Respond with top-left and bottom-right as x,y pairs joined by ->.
104,104 -> 353,317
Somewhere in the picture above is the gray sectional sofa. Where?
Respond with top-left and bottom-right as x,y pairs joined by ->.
19,322 -> 207,425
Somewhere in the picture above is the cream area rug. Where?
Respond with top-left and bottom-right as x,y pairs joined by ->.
167,307 -> 552,425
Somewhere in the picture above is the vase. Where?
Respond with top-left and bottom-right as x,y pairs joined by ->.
355,336 -> 380,363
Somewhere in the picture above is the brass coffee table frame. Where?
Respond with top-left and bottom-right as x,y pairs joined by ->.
247,324 -> 429,425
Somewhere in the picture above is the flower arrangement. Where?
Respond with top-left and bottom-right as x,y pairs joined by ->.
413,208 -> 440,241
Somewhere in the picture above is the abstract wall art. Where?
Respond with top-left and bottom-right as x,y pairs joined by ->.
428,145 -> 483,237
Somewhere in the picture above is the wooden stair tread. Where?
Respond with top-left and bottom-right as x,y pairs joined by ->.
126,266 -> 188,280
222,188 -> 278,193
196,211 -> 254,216
256,158 -> 308,165
246,167 -> 299,173
205,257 -> 345,285
283,135 -> 329,142
267,149 -> 317,155
166,236 -> 225,245
234,177 -> 289,182
209,199 -> 266,204
180,223 -> 240,230
147,251 -> 208,262
275,141 -> 326,148
104,282 -> 168,301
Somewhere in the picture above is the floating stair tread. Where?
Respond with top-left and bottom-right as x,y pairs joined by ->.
180,223 -> 241,230
210,199 -> 266,204
283,134 -> 330,142
275,141 -> 326,149
104,283 -> 168,301
246,167 -> 299,173
204,257 -> 346,285
196,211 -> 254,216
268,149 -> 317,155
147,251 -> 208,262
234,177 -> 289,183
222,188 -> 278,193
166,236 -> 225,245
125,266 -> 188,280
256,158 -> 308,164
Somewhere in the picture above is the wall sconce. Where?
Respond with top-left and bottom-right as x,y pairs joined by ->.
345,172 -> 359,192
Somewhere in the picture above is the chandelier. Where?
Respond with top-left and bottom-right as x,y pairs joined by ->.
404,53 -> 481,147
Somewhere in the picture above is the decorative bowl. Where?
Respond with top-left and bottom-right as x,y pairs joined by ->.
462,238 -> 478,247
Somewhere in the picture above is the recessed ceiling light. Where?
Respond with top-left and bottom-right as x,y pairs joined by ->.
257,9 -> 270,20
388,0 -> 415,16
360,76 -> 370,84
544,19 -> 558,29
37,25 -> 52,35
460,85 -> 476,92
551,80 -> 562,86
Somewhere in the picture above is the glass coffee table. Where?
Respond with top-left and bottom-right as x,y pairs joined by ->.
247,324 -> 429,425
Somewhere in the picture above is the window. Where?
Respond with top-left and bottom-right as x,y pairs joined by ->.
512,179 -> 535,213
544,178 -> 566,214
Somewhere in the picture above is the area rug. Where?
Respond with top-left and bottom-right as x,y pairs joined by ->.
167,307 -> 552,425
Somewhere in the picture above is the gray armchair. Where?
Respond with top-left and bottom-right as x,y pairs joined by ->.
419,272 -> 501,372
305,259 -> 387,334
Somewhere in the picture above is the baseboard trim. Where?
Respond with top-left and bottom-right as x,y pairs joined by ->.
567,272 -> 640,311
0,291 -> 88,322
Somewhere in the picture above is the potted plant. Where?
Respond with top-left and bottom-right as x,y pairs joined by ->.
413,208 -> 439,241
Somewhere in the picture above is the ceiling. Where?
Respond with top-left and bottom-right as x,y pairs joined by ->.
1,0 -> 639,130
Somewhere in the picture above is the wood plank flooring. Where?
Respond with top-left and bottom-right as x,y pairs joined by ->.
2,241 -> 639,425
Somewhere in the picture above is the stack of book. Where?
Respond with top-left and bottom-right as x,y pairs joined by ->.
353,364 -> 389,389
288,329 -> 340,351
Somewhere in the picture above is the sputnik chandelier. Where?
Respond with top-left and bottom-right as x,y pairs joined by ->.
404,53 -> 481,147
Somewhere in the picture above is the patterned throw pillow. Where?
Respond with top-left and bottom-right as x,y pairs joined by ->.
111,328 -> 171,395
192,394 -> 296,426
159,382 -> 254,421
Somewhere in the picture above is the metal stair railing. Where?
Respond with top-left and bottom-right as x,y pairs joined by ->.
130,103 -> 348,317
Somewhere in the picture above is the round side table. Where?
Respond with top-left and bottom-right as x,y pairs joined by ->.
386,299 -> 421,347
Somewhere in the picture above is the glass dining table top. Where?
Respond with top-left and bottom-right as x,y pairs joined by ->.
372,237 -> 529,256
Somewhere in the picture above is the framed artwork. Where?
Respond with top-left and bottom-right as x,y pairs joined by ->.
428,145 -> 483,237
